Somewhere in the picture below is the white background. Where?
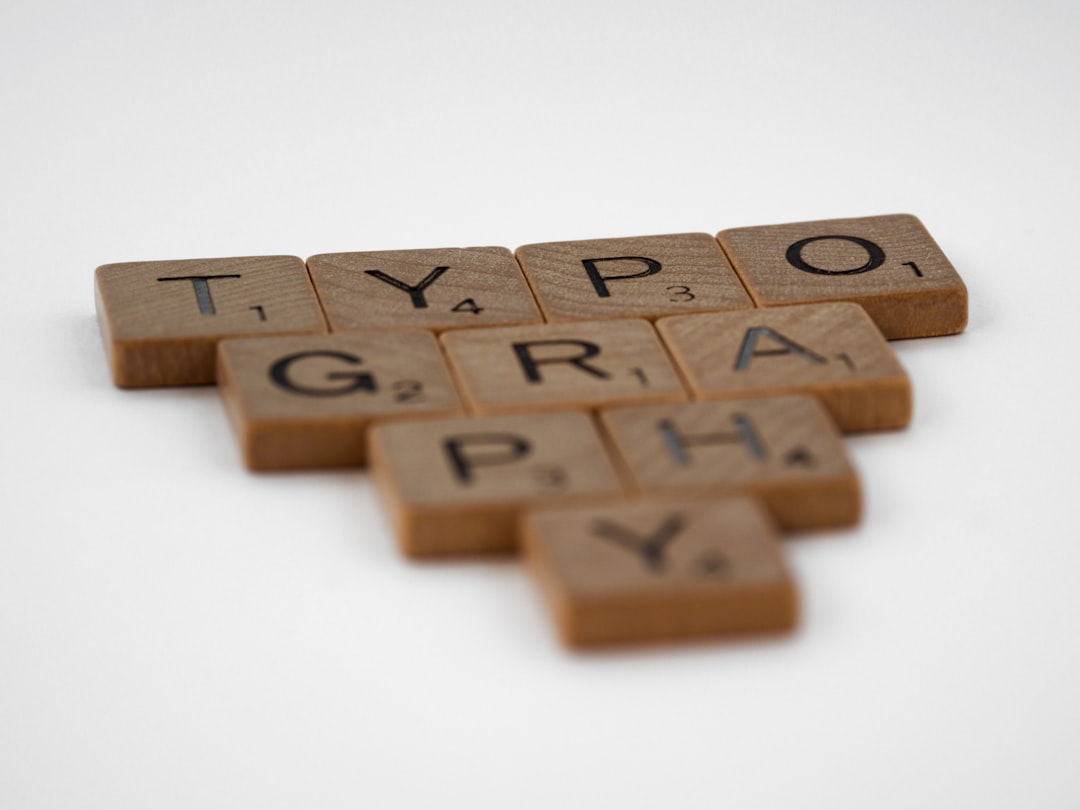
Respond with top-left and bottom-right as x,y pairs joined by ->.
3,1 -> 1079,807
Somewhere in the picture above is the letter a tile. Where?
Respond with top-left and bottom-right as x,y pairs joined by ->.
440,319 -> 687,414
599,396 -> 860,530
306,247 -> 543,333
95,256 -> 327,387
515,233 -> 754,322
368,411 -> 627,557
658,302 -> 912,431
718,214 -> 967,339
217,331 -> 464,470
522,496 -> 797,647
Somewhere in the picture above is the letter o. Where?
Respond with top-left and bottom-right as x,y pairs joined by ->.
785,235 -> 886,276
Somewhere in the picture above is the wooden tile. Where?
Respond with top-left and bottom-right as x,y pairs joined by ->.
306,246 -> 543,332
440,319 -> 687,414
718,214 -> 967,339
368,411 -> 627,557
657,302 -> 912,432
523,496 -> 797,647
599,396 -> 860,530
515,233 -> 754,322
95,256 -> 327,387
217,331 -> 463,471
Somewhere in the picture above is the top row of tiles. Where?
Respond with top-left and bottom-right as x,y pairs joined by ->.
313,213 -> 966,337
96,214 -> 967,387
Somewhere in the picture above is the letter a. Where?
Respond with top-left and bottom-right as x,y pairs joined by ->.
734,327 -> 827,371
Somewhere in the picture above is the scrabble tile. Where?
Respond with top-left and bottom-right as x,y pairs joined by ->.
95,256 -> 327,387
440,319 -> 687,414
515,233 -> 754,322
718,214 -> 968,339
217,331 -> 464,470
657,302 -> 912,432
599,396 -> 860,530
523,496 -> 797,647
368,411 -> 627,557
306,246 -> 543,332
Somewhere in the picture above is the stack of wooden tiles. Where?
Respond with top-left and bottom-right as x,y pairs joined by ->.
95,214 -> 968,648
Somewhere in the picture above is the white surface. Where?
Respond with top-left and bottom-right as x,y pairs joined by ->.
3,1 -> 1079,807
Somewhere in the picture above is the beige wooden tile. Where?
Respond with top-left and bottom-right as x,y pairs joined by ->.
95,256 -> 327,387
718,214 -> 967,339
515,233 -> 754,322
306,246 -> 543,332
523,496 -> 797,647
658,302 -> 912,432
217,331 -> 463,471
599,396 -> 860,530
440,319 -> 687,414
369,411 -> 627,557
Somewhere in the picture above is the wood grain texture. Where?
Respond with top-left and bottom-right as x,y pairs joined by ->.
306,246 -> 543,332
717,214 -> 967,339
515,233 -> 754,322
217,331 -> 463,471
440,318 -> 687,414
523,496 -> 797,647
368,411 -> 627,557
657,302 -> 912,431
599,396 -> 860,530
95,256 -> 327,387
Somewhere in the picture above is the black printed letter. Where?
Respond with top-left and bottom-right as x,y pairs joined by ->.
512,340 -> 611,383
785,235 -> 885,276
364,266 -> 450,309
156,274 -> 241,315
581,256 -> 662,298
269,351 -> 376,396
734,327 -> 827,370
659,415 -> 766,464
442,433 -> 532,484
591,512 -> 687,572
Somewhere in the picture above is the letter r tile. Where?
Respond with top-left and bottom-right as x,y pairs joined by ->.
718,214 -> 968,339
523,496 -> 797,647
306,246 -> 542,332
440,319 -> 688,414
368,411 -> 627,557
217,330 -> 464,470
95,255 -> 327,387
515,233 -> 754,322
